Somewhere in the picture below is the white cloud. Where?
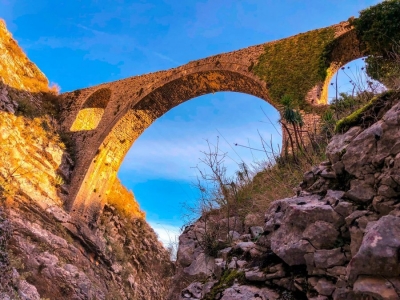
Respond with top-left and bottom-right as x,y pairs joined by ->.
120,124 -> 280,182
148,221 -> 181,259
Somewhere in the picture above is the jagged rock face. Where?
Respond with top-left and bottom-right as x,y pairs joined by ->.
0,200 -> 173,300
172,94 -> 400,300
0,106 -> 173,299
0,20 -> 49,93
0,86 -> 74,212
0,18 -> 174,299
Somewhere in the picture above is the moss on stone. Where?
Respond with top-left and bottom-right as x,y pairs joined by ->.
252,27 -> 335,108
335,90 -> 397,133
203,269 -> 246,300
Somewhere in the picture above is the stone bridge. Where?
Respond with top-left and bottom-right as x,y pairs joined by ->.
60,21 -> 364,225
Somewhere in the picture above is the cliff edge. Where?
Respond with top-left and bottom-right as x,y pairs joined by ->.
0,20 -> 48,93
0,19 -> 173,300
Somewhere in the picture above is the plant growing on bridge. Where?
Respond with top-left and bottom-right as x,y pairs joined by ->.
351,0 -> 400,88
252,27 -> 335,108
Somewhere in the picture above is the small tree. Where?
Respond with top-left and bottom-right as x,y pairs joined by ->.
279,95 -> 306,161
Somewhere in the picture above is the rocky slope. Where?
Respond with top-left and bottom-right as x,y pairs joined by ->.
0,81 -> 174,300
2,14 -> 400,300
0,20 -> 173,300
171,91 -> 400,300
0,20 -> 49,93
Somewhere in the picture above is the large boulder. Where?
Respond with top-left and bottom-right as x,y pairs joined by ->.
264,195 -> 344,266
347,215 -> 400,283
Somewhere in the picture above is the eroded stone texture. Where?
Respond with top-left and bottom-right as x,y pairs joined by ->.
0,20 -> 49,92
348,215 -> 400,283
220,284 -> 280,300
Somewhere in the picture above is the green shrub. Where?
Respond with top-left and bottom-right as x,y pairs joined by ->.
351,0 -> 400,85
203,269 -> 245,300
335,90 -> 397,132
351,0 -> 400,56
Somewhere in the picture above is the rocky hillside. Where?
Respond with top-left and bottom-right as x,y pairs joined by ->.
0,20 -> 49,93
0,20 -> 173,300
0,78 -> 174,300
1,6 -> 400,300
170,91 -> 400,300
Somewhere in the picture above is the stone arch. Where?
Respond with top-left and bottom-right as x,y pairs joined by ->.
319,29 -> 365,104
68,69 -> 277,224
70,88 -> 112,131
61,22 -> 367,226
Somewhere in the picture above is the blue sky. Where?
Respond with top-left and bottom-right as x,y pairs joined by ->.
0,0 -> 381,245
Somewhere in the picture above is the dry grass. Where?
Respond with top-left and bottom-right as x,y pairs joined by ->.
0,19 -> 49,93
250,149 -> 326,209
106,179 -> 145,219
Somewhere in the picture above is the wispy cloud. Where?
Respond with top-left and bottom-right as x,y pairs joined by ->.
148,221 -> 181,249
152,51 -> 181,65
120,124 -> 279,182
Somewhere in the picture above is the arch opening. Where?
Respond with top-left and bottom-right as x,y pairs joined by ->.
327,57 -> 386,104
65,24 -> 367,224
67,69 -> 282,224
117,92 -> 282,242
70,87 -> 112,131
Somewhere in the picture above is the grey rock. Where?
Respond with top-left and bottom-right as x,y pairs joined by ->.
265,264 -> 285,279
321,168 -> 336,179
239,234 -> 252,242
324,190 -> 345,206
314,248 -> 347,269
303,221 -> 339,249
327,266 -> 346,277
345,210 -> 368,225
250,226 -> 264,239
265,195 -> 343,265
228,257 -> 237,270
236,260 -> 247,269
378,184 -> 398,198
348,215 -> 400,283
353,276 -> 399,300
214,258 -> 225,279
373,197 -> 399,216
326,126 -> 362,164
344,180 -> 375,203
334,201 -> 355,218
234,242 -> 255,252
332,161 -> 345,175
221,284 -> 279,300
273,277 -> 296,291
217,247 -> 232,260
202,281 -> 216,297
341,123 -> 382,178
245,268 -> 267,282
17,280 -> 41,300
315,278 -> 336,296
184,253 -> 215,276
228,231 -> 241,241
111,263 -> 122,274
181,282 -> 203,299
